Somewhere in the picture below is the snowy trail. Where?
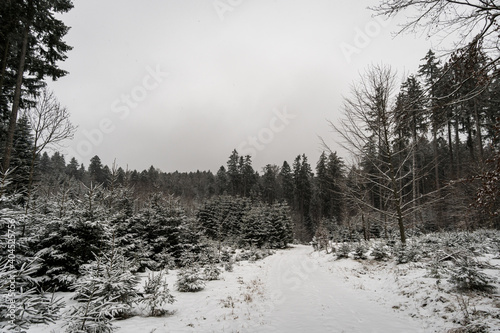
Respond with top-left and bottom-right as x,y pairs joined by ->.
256,245 -> 425,333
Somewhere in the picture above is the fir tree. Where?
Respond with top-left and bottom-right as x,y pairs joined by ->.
279,161 -> 294,206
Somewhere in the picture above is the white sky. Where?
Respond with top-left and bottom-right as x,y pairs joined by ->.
48,0 -> 436,173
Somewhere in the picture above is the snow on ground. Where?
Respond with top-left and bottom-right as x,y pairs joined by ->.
28,245 -> 499,333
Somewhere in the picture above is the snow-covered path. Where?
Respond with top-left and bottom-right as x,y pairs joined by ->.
256,245 -> 425,333
28,245 -> 430,333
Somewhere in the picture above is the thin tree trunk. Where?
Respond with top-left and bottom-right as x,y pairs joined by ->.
447,119 -> 454,178
0,40 -> 10,99
454,114 -> 461,178
412,122 -> 418,230
2,26 -> 28,171
432,122 -> 443,229
473,100 -> 484,162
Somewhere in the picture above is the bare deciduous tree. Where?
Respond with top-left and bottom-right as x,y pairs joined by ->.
326,65 -> 442,244
25,87 -> 76,192
372,0 -> 500,61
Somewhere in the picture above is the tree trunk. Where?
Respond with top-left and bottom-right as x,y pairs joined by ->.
447,119 -> 454,178
473,100 -> 484,163
2,26 -> 28,171
0,40 -> 10,99
412,120 -> 418,230
454,114 -> 461,178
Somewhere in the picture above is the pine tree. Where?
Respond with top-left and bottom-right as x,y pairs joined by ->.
226,149 -> 240,196
419,49 -> 445,193
9,115 -> 34,194
326,152 -> 344,224
240,155 -> 256,197
65,157 -> 79,179
279,161 -> 294,206
215,166 -> 228,195
261,164 -> 280,204
88,155 -> 107,186
293,154 -> 313,238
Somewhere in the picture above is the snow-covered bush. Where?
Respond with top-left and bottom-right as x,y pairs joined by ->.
0,258 -> 64,332
371,242 -> 390,261
203,264 -> 222,281
176,267 -> 206,292
353,243 -> 367,260
66,246 -> 139,332
0,176 -> 65,332
395,242 -> 421,264
448,258 -> 497,292
137,270 -> 175,317
224,261 -> 234,272
220,248 -> 232,262
336,243 -> 351,259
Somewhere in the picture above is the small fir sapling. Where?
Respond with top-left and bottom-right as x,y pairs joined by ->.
448,257 -> 497,292
65,244 -> 139,332
224,261 -> 234,272
176,266 -> 206,292
336,243 -> 351,259
353,243 -> 367,260
137,270 -> 175,317
203,264 -> 222,281
371,242 -> 390,261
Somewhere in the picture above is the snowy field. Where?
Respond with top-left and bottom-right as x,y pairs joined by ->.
27,238 -> 500,333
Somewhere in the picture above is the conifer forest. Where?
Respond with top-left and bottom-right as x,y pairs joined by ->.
1,1 -> 500,332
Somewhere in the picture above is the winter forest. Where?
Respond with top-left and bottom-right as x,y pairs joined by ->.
1,1 -> 500,333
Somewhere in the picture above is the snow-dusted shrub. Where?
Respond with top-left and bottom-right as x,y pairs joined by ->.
395,242 -> 421,264
224,261 -> 234,272
0,258 -> 64,332
336,243 -> 351,259
447,323 -> 490,333
448,258 -> 497,292
66,247 -> 139,332
137,270 -> 175,317
176,267 -> 205,292
203,264 -> 222,281
427,256 -> 447,279
353,243 -> 367,260
371,242 -> 390,261
220,248 -> 232,262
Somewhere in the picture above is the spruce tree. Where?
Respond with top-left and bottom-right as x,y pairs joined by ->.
226,149 -> 240,195
215,166 -> 228,195
279,161 -> 294,206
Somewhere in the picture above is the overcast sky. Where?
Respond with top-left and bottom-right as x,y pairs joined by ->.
48,0 -> 436,173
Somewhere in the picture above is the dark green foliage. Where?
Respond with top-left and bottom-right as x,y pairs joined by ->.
8,116 -> 34,194
197,195 -> 250,244
34,217 -> 107,288
197,196 -> 293,249
116,194 -> 187,270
